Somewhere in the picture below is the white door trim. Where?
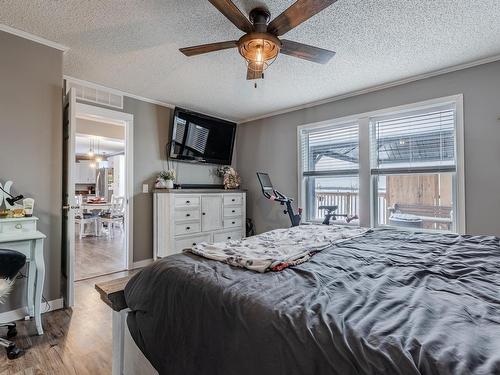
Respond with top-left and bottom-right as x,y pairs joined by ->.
75,103 -> 134,271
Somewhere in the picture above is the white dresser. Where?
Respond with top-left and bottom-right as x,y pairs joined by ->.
153,190 -> 246,259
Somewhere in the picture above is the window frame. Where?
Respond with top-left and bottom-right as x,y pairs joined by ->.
297,94 -> 465,233
298,118 -> 362,225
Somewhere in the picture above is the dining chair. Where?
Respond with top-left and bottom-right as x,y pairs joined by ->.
74,195 -> 98,239
99,196 -> 125,238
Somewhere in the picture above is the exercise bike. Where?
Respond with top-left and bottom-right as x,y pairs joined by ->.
257,172 -> 302,227
257,172 -> 358,227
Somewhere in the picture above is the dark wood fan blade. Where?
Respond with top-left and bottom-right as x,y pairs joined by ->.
280,39 -> 335,64
208,0 -> 254,33
267,0 -> 338,36
246,63 -> 263,80
179,41 -> 238,56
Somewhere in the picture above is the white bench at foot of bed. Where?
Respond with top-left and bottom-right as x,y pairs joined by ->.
96,276 -> 158,375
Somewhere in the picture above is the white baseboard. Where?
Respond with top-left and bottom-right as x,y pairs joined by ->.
131,259 -> 154,269
0,297 -> 64,324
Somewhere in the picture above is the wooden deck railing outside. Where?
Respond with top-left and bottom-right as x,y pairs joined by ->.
315,191 -> 387,224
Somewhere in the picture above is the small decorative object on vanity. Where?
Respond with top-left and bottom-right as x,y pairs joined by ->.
156,169 -> 176,189
0,180 -> 24,209
216,166 -> 241,190
23,198 -> 35,217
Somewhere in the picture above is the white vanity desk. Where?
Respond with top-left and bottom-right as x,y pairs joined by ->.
0,216 -> 45,335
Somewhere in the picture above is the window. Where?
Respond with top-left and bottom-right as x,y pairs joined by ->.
371,105 -> 457,231
298,95 -> 464,232
299,122 -> 360,223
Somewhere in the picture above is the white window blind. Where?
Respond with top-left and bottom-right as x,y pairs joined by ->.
300,123 -> 359,176
186,124 -> 209,154
371,105 -> 456,175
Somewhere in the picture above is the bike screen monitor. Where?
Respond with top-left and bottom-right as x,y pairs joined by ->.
257,172 -> 275,199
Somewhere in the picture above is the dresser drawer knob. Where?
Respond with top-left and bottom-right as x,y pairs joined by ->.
232,221 -> 235,224
186,213 -> 191,217
186,226 -> 191,230
231,198 -> 235,202
202,212 -> 206,216
227,236 -> 231,239
15,224 -> 22,229
186,200 -> 190,204
231,210 -> 235,213
192,242 -> 196,246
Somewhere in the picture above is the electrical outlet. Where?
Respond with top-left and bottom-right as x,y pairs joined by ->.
142,184 -> 149,193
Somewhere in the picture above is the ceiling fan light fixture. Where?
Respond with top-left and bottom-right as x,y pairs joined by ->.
238,33 -> 281,72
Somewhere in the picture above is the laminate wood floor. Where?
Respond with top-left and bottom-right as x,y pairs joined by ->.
0,271 -> 135,375
75,228 -> 126,281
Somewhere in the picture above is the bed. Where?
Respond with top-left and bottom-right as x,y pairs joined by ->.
98,227 -> 500,375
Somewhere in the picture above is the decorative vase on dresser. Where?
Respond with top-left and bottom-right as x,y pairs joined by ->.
153,189 -> 246,259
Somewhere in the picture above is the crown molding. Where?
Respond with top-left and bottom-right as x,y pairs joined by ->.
64,75 -> 240,122
239,53 -> 500,124
64,75 -> 175,109
0,23 -> 69,52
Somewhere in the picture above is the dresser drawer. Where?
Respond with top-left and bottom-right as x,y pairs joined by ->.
174,208 -> 200,222
224,206 -> 242,217
0,220 -> 37,234
224,217 -> 242,229
174,222 -> 201,236
174,195 -> 200,208
223,194 -> 242,206
174,234 -> 211,253
213,230 -> 242,243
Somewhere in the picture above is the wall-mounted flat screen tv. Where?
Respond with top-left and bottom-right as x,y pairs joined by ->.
168,107 -> 237,165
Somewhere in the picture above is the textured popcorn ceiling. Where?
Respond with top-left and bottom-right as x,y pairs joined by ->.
2,0 -> 500,121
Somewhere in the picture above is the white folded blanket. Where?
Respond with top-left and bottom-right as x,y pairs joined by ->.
185,225 -> 369,273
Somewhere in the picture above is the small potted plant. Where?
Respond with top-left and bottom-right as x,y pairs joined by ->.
156,169 -> 176,189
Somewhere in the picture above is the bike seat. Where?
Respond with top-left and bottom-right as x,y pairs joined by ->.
318,205 -> 338,212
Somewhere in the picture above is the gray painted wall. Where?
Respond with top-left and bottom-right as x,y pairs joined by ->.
236,61 -> 500,235
0,31 -> 63,312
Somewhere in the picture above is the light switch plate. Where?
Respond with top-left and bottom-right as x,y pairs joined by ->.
142,184 -> 149,193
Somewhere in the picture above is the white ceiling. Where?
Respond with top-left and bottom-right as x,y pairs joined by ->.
2,1 -> 500,121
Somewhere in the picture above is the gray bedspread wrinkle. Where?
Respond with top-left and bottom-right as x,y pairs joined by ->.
124,228 -> 500,375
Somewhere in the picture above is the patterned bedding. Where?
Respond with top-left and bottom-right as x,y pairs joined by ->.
185,224 -> 369,272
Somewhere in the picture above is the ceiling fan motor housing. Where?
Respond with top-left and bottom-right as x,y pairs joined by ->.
249,7 -> 271,32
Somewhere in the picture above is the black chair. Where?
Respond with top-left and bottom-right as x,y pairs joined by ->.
0,249 -> 26,359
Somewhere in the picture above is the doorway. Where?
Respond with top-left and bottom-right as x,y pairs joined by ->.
62,91 -> 133,306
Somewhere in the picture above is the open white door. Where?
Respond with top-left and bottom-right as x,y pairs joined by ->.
62,87 -> 76,307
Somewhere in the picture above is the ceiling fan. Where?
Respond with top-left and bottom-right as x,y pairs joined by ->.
179,0 -> 338,80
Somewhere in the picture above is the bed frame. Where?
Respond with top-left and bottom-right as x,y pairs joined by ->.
95,276 -> 158,375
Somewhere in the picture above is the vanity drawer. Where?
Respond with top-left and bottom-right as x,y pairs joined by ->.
224,206 -> 242,217
213,230 -> 242,243
174,222 -> 201,236
174,208 -> 200,222
223,194 -> 242,206
0,220 -> 37,234
174,234 -> 211,253
174,195 -> 200,208
224,217 -> 242,229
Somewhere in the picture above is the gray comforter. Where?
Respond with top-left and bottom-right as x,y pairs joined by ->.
124,229 -> 500,375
